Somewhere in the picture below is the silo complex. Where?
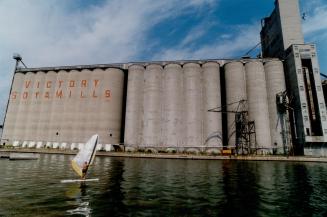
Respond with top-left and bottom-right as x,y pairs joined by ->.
2,0 -> 326,156
124,61 -> 223,152
2,67 -> 124,147
2,59 -> 289,154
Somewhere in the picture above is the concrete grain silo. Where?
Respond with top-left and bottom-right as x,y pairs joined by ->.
124,64 -> 145,147
245,61 -> 271,153
142,64 -> 163,147
55,70 -> 70,143
47,71 -> 60,143
88,68 -> 104,142
66,69 -> 80,143
202,62 -> 222,148
77,69 -> 93,142
264,60 -> 286,154
1,72 -> 25,144
0,59 -> 292,154
183,63 -> 203,148
19,72 -> 36,142
37,71 -> 57,143
224,61 -> 247,147
98,68 -> 124,145
35,71 -> 46,143
25,71 -> 40,143
162,63 -> 183,147
49,70 -> 67,144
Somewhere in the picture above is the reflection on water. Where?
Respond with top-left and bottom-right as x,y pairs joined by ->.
0,154 -> 327,216
220,161 -> 260,217
65,183 -> 91,216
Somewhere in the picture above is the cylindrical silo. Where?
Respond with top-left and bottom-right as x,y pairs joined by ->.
20,72 -> 36,142
54,70 -> 70,143
2,72 -> 25,143
183,63 -> 203,148
224,61 -> 247,147
50,70 -> 70,143
86,68 -> 103,143
245,61 -> 271,153
46,71 -> 59,143
24,71 -> 40,142
142,64 -> 163,147
97,68 -> 124,144
37,71 -> 54,143
162,63 -> 183,147
75,69 -> 92,142
68,69 -> 84,143
124,65 -> 145,146
66,70 -> 80,143
264,60 -> 286,154
202,62 -> 222,148
33,71 -> 46,143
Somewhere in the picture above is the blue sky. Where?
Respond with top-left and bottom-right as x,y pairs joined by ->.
0,0 -> 326,122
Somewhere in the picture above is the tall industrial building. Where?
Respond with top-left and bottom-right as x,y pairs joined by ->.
261,0 -> 327,155
1,0 -> 326,156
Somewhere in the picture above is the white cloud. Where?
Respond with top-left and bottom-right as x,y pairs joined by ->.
303,4 -> 327,36
153,23 -> 260,61
0,0 -> 216,121
180,22 -> 216,47
301,0 -> 327,75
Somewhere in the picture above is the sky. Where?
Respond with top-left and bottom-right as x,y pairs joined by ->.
0,0 -> 326,122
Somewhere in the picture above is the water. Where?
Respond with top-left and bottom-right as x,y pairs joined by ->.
1,154 -> 327,217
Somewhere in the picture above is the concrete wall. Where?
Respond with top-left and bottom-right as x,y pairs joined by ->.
2,58 -> 314,155
1,68 -> 124,146
124,62 -> 223,152
245,61 -> 271,153
224,62 -> 247,147
1,72 -> 25,143
264,60 -> 286,154
277,0 -> 304,49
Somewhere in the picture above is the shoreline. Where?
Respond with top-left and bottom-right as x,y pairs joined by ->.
1,148 -> 327,163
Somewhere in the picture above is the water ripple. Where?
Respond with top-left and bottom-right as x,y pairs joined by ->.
1,155 -> 327,216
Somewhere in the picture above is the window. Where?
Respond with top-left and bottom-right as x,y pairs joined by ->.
314,68 -> 319,74
306,128 -> 310,136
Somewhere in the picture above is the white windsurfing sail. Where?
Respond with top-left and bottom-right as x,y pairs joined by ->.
71,134 -> 99,178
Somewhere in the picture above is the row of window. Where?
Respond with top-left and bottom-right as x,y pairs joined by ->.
297,68 -> 319,74
299,85 -> 322,91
